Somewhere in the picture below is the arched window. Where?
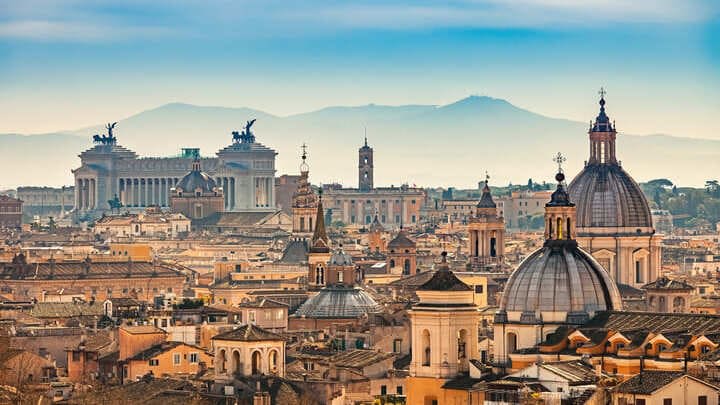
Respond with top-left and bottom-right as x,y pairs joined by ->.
269,349 -> 279,373
556,217 -> 563,239
309,217 -> 313,232
315,264 -> 325,285
389,259 -> 395,268
422,330 -> 431,366
232,350 -> 241,374
548,219 -> 553,239
300,217 -> 305,231
251,351 -> 262,375
403,259 -> 411,275
458,329 -> 468,359
566,218 -> 571,239
673,297 -> 685,311
490,237 -> 497,257
507,332 -> 518,354
218,349 -> 227,373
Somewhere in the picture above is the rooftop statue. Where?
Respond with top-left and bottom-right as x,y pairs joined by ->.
92,122 -> 119,145
231,118 -> 257,144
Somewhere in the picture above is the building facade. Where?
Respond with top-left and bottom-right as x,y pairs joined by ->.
323,138 -> 424,228
0,195 -> 23,228
72,123 -> 276,219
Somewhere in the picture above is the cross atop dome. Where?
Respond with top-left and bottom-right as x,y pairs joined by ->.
300,143 -> 309,172
553,152 -> 566,175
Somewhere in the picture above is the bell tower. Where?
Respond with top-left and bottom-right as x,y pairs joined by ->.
407,252 -> 478,403
291,144 -> 317,237
545,153 -> 577,242
587,87 -> 617,165
468,172 -> 505,270
358,136 -> 374,191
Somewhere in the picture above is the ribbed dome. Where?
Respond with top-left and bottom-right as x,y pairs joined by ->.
498,241 -> 622,324
176,168 -> 217,194
294,286 -> 382,319
568,164 -> 652,232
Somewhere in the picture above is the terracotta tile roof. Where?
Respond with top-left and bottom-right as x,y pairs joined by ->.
584,311 -> 720,336
328,349 -> 395,369
212,324 -> 284,342
539,361 -> 598,385
121,325 -> 166,335
613,371 -> 686,394
30,301 -> 104,319
127,341 -> 205,361
643,277 -> 694,291
0,260 -> 184,280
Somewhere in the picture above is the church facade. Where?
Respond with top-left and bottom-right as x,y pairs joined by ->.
323,138 -> 425,228
71,121 -> 277,220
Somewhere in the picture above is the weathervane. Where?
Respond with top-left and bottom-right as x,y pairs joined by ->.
598,87 -> 606,99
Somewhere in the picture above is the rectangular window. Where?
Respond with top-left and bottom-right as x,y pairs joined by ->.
411,215 -> 416,223
475,285 -> 484,294
173,353 -> 181,365
276,309 -> 284,320
264,311 -> 271,321
393,339 -> 402,353
72,352 -> 80,362
189,353 -> 198,363
396,386 -> 403,395
249,311 -> 256,323
663,399 -> 672,405
698,396 -> 707,405
149,359 -> 159,366
380,385 -> 387,396
635,399 -> 645,405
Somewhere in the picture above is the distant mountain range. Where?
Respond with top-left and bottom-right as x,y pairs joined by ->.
2,96 -> 718,189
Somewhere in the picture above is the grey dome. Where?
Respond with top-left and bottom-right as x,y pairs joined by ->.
499,241 -> 622,324
176,170 -> 217,193
330,248 -> 353,266
568,164 -> 652,232
294,286 -> 382,319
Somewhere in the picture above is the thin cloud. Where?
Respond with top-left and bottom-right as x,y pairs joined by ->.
0,0 -> 716,41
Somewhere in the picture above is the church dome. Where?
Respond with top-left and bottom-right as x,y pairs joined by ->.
497,162 -> 623,325
294,285 -> 382,319
567,93 -> 653,233
176,160 -> 217,193
498,240 -> 623,324
568,164 -> 652,231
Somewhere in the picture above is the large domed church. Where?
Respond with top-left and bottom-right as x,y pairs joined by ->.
494,164 -> 623,367
568,92 -> 662,288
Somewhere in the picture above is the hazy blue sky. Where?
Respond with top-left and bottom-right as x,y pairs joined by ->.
1,0 -> 719,138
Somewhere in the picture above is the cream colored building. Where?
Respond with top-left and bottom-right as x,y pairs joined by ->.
213,324 -> 285,379
94,209 -> 190,238
407,253 -> 479,405
613,371 -> 719,405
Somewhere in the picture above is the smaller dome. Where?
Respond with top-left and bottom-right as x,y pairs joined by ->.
388,230 -> 415,249
294,285 -> 382,319
176,160 -> 217,194
330,247 -> 353,266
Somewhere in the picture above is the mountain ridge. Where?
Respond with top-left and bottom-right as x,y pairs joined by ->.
1,96 -> 718,189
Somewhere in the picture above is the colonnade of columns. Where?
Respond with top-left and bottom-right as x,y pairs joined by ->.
119,177 -> 179,208
75,178 -> 97,210
254,177 -> 273,208
215,177 -> 236,210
